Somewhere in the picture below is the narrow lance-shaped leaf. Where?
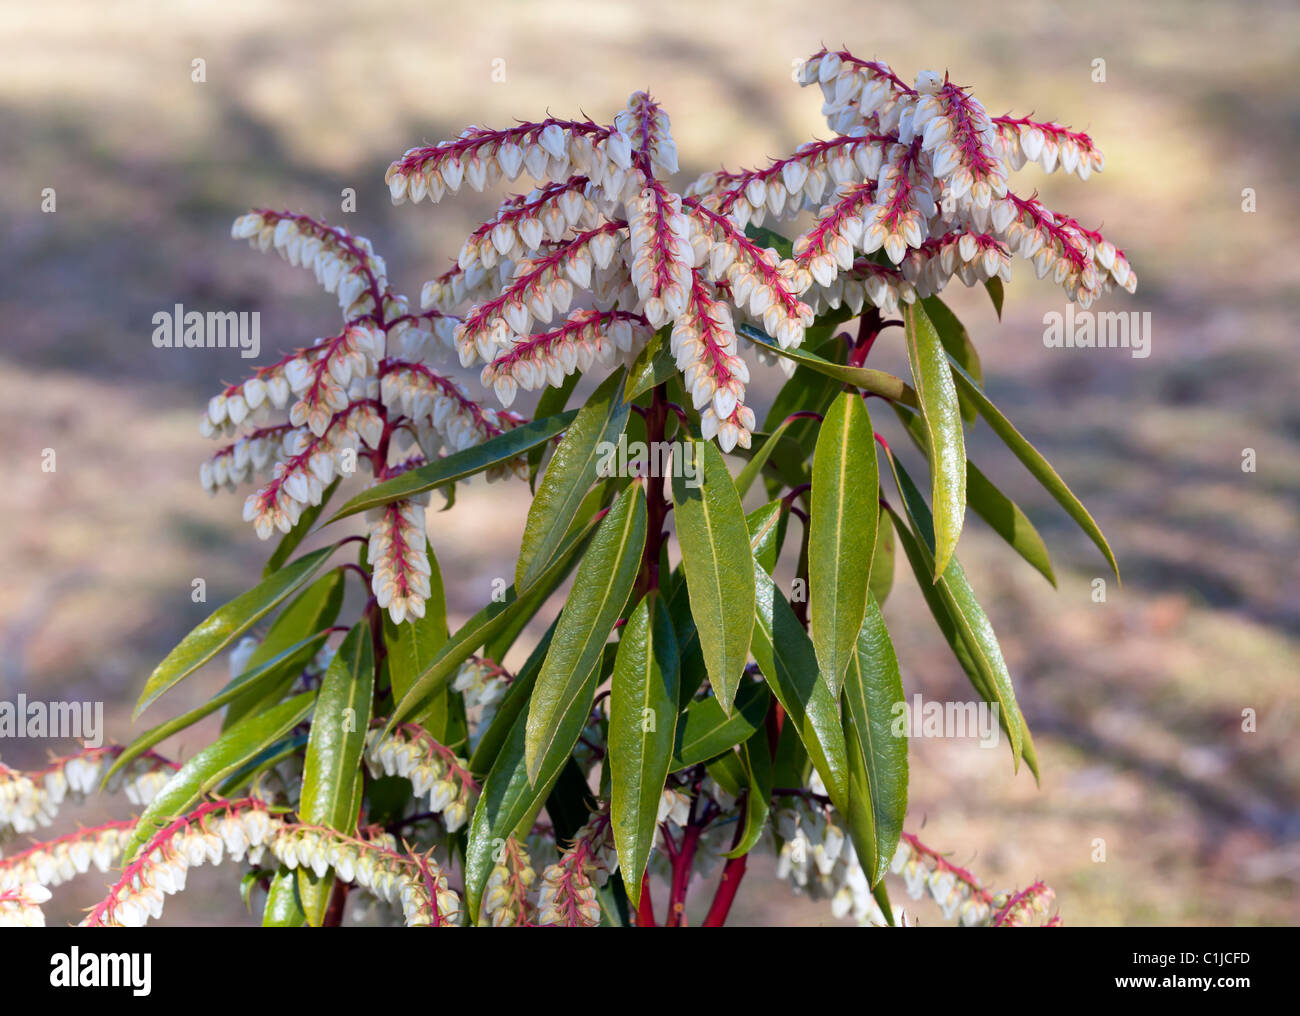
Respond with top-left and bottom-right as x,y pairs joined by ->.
625,329 -> 677,401
328,410 -> 578,522
517,369 -> 628,589
740,324 -> 919,408
726,726 -> 773,859
671,678 -> 770,770
525,480 -> 646,781
672,439 -> 755,713
883,451 -> 1028,770
387,493 -> 605,732
894,402 -> 1056,586
609,592 -> 679,907
870,509 -> 895,606
134,546 -> 335,718
263,869 -> 308,927
222,568 -> 344,730
749,560 -> 850,815
464,663 -> 602,923
746,500 -> 788,578
920,296 -> 982,428
297,621 -> 374,925
904,300 -> 965,578
985,276 -> 1005,319
123,691 -> 315,862
527,371 -> 582,489
841,597 -> 908,886
735,416 -> 801,498
105,630 -> 329,784
886,502 -> 1038,780
948,359 -> 1119,580
809,390 -> 878,697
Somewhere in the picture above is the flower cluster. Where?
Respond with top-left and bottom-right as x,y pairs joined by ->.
83,799 -> 280,927
536,809 -> 618,927
269,825 -> 461,927
451,658 -> 510,752
79,799 -> 463,928
363,725 -> 479,833
771,791 -> 899,926
989,880 -> 1059,927
796,48 -> 1135,308
379,51 -> 1132,456
0,746 -> 176,839
0,883 -> 51,927
480,835 -> 537,927
207,209 -> 532,626
891,833 -> 995,926
769,813 -> 1060,927
0,820 -> 134,893
479,309 -> 650,407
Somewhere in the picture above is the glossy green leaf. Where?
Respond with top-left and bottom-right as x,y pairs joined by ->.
123,691 -> 315,862
134,546 -> 335,718
525,481 -> 646,781
527,371 -> 582,489
735,417 -> 801,498
518,369 -> 628,589
948,360 -> 1119,580
870,509 -> 895,606
759,359 -> 840,498
741,324 -> 919,408
387,498 -> 604,732
625,329 -> 677,402
672,440 -> 755,713
609,593 -> 679,907
726,726 -> 773,859
841,597 -> 908,885
105,630 -> 329,785
297,621 -> 373,925
746,500 -> 787,578
487,482 -> 609,663
383,544 -> 449,706
464,664 -> 602,922
666,576 -> 710,709
749,561 -> 849,815
985,276 -> 1005,319
809,391 -> 878,697
263,869 -> 308,926
468,620 -> 555,776
222,568 -> 344,730
671,679 -> 770,770
704,749 -> 747,799
920,296 -> 982,427
886,503 -> 1038,779
883,453 -> 1028,771
328,410 -> 578,522
894,402 -> 1056,586
904,300 -> 965,579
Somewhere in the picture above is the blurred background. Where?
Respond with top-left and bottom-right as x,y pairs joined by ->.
2,0 -> 1297,926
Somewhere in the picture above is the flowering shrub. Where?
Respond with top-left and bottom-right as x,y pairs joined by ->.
1,47 -> 1133,927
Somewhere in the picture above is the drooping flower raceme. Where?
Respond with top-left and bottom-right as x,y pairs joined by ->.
202,48 -> 1132,630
